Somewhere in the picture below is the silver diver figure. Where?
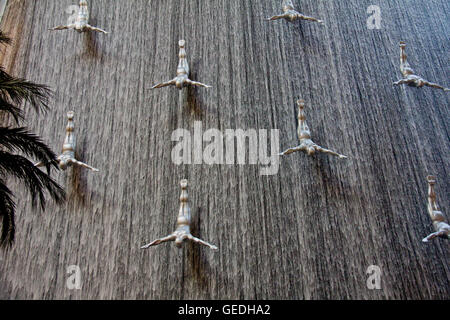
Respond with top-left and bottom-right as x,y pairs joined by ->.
50,0 -> 108,34
394,42 -> 448,91
279,100 -> 347,159
267,0 -> 323,24
152,40 -> 212,90
141,179 -> 218,250
422,176 -> 450,242
35,111 -> 99,172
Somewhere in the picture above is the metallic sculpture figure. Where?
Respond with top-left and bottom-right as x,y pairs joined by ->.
35,111 -> 99,172
422,176 -> 450,242
50,0 -> 108,34
394,42 -> 448,91
151,40 -> 212,90
279,100 -> 347,159
267,0 -> 323,24
141,179 -> 218,250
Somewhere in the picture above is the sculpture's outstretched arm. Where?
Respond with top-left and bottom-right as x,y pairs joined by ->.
70,159 -> 99,172
267,14 -> 289,21
297,13 -> 323,23
34,159 -> 58,175
86,24 -> 108,34
141,234 -> 176,249
315,145 -> 347,159
152,79 -> 176,89
34,161 -> 47,168
422,231 -> 448,242
393,78 -> 413,86
422,81 -> 448,91
279,145 -> 304,156
50,24 -> 75,31
188,235 -> 218,250
185,79 -> 212,88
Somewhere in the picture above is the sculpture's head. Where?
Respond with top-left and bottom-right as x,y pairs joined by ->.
178,40 -> 186,48
59,159 -> 69,170
175,236 -> 185,248
307,146 -> 316,156
80,0 -> 88,7
67,111 -> 75,120
287,13 -> 297,21
175,78 -> 184,89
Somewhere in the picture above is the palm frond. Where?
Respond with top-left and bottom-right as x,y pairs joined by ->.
0,96 -> 24,123
0,30 -> 64,248
0,31 -> 12,45
0,127 -> 59,168
0,67 -> 52,113
0,180 -> 15,247
0,151 -> 65,210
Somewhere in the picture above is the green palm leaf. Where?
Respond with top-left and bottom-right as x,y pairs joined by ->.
0,180 -> 15,246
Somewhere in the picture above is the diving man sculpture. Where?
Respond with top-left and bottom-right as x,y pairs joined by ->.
394,42 -> 448,91
279,100 -> 347,159
141,179 -> 218,250
50,0 -> 108,34
422,176 -> 449,242
35,111 -> 99,172
267,0 -> 323,24
151,40 -> 212,90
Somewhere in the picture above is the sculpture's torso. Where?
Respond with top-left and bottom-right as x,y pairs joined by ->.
174,225 -> 191,242
433,221 -> 450,238
406,75 -> 425,87
284,10 -> 300,22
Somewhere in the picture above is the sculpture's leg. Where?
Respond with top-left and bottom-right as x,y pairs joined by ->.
70,159 -> 99,172
399,42 -> 412,76
188,235 -> 218,250
86,24 -> 108,34
426,175 -> 437,210
141,234 -> 176,249
152,79 -> 176,89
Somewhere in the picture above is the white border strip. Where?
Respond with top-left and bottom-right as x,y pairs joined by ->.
0,0 -> 7,24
